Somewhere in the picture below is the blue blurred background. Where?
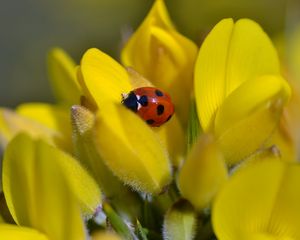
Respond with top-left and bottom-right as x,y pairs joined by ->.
1,0 -> 296,107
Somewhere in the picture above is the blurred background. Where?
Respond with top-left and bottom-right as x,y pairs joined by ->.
1,0 -> 299,107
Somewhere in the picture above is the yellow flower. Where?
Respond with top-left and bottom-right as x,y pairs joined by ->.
194,18 -> 291,164
79,48 -> 174,194
0,105 -> 73,153
3,133 -> 101,235
212,159 -> 300,240
71,105 -> 141,219
121,0 -> 198,126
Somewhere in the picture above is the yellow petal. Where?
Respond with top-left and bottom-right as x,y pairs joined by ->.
122,0 -> 197,84
0,224 -> 48,240
2,133 -> 86,240
215,75 -> 291,164
16,103 -> 73,152
121,0 -> 174,74
80,48 -> 132,107
47,48 -> 81,105
71,105 -> 141,219
244,233 -> 290,240
238,145 -> 281,169
126,67 -> 153,88
3,133 -> 100,220
52,145 -> 102,216
265,114 -> 297,163
212,160 -> 300,240
178,134 -> 228,210
281,80 -> 300,157
195,18 -> 280,131
94,103 -> 172,194
154,113 -> 185,167
92,232 -> 122,240
0,108 -> 59,149
215,75 -> 290,134
121,0 -> 197,126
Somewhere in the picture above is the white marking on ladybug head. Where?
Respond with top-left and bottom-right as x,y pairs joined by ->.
121,93 -> 128,100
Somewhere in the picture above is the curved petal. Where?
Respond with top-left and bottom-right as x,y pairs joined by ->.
154,114 -> 185,167
3,134 -> 100,224
47,48 -> 81,105
121,0 -> 175,73
16,103 -> 69,131
215,75 -> 290,134
0,224 -> 48,240
126,67 -> 153,89
195,18 -> 280,131
215,75 -> 291,164
94,103 -> 172,194
122,0 -> 197,81
16,103 -> 73,152
71,105 -> 141,220
178,134 -> 228,210
0,108 -> 60,149
2,133 -> 86,240
80,48 -> 132,108
266,115 -> 297,163
212,160 -> 300,240
282,80 -> 300,157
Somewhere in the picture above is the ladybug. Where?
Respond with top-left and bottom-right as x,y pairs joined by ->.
121,87 -> 174,127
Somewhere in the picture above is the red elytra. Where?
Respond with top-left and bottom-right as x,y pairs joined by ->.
122,87 -> 175,127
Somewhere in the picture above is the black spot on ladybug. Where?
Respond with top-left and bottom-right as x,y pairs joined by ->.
139,95 -> 148,106
157,104 -> 164,115
155,89 -> 163,97
146,119 -> 155,125
166,115 -> 172,122
122,91 -> 138,112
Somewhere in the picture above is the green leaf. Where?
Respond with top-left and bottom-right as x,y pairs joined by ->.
135,220 -> 149,240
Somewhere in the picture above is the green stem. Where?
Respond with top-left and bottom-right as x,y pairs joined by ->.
135,219 -> 149,240
103,202 -> 134,240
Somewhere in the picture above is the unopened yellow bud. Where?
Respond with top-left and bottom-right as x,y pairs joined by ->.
163,199 -> 197,240
178,134 -> 228,210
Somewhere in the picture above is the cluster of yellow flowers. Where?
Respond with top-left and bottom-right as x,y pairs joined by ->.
1,0 -> 300,239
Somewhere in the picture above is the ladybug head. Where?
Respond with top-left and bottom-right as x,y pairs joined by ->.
121,91 -> 138,112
